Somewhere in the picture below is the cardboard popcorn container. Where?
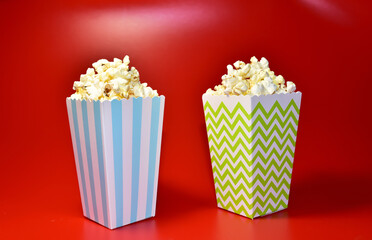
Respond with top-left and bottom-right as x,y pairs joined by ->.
202,92 -> 301,218
66,96 -> 165,229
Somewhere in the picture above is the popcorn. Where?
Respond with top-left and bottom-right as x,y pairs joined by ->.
261,77 -> 277,94
86,68 -> 95,76
70,93 -> 82,100
251,82 -> 266,95
250,56 -> 258,63
286,81 -> 296,93
73,81 -> 84,90
92,59 -> 110,74
86,84 -> 104,100
259,57 -> 269,69
205,57 -> 297,96
233,81 -> 248,95
70,55 -> 159,101
273,75 -> 285,85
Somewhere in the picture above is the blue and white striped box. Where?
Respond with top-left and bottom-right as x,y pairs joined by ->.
66,96 -> 165,229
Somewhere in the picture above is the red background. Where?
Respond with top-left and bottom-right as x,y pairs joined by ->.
1,0 -> 372,239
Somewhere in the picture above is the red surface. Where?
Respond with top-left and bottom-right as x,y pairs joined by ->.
1,0 -> 372,239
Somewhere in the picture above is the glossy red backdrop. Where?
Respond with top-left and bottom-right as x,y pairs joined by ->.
1,0 -> 372,239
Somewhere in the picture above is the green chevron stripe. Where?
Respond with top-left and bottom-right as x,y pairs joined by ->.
209,133 -> 296,154
204,99 -> 299,119
213,162 -> 292,190
212,156 -> 293,179
210,145 -> 294,164
204,97 -> 300,218
205,110 -> 298,132
219,199 -> 288,219
215,174 -> 291,199
216,184 -> 290,206
216,189 -> 289,214
207,122 -> 298,144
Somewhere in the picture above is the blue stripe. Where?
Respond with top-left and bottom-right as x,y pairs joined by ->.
111,100 -> 123,227
130,98 -> 142,223
93,101 -> 108,227
71,100 -> 90,218
81,101 -> 98,221
145,97 -> 161,217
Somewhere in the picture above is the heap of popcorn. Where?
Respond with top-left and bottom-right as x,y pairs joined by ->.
206,57 -> 296,96
70,55 -> 159,100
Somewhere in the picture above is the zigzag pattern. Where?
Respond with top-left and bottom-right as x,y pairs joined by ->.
204,99 -> 300,218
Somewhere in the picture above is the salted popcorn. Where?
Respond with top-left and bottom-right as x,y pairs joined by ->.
205,57 -> 296,96
70,55 -> 159,101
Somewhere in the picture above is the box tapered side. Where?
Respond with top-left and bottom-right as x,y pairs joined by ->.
66,99 -> 111,228
100,97 -> 165,229
203,95 -> 255,217
249,93 -> 301,217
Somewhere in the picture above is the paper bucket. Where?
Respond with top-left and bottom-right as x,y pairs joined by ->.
202,92 -> 301,218
66,96 -> 165,229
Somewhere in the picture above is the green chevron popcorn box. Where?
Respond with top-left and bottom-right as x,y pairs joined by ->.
202,92 -> 302,218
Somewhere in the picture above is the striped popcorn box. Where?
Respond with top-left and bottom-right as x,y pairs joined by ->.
202,92 -> 302,218
66,96 -> 165,229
